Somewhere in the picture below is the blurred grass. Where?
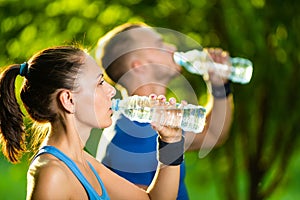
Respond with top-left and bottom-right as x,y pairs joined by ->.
0,154 -> 27,199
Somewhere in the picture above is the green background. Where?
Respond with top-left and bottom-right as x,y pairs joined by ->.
1,0 -> 300,199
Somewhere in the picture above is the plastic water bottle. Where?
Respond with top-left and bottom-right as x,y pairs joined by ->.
173,49 -> 253,84
111,95 -> 207,133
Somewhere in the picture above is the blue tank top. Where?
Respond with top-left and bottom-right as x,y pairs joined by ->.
34,146 -> 110,200
101,114 -> 189,200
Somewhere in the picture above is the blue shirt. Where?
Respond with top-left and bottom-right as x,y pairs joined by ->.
34,146 -> 109,200
101,114 -> 189,200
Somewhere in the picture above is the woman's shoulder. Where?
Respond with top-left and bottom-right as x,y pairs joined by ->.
30,154 -> 68,174
27,155 -> 72,198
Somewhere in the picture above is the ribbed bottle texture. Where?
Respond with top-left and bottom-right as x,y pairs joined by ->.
173,49 -> 253,84
111,95 -> 206,133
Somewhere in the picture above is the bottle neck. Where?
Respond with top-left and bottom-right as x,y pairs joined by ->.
111,99 -> 121,111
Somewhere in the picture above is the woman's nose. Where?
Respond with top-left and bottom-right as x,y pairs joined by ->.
108,84 -> 116,98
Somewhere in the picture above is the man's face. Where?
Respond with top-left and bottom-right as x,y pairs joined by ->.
129,27 -> 182,80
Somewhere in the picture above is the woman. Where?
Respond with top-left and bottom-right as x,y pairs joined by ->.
0,45 -> 184,200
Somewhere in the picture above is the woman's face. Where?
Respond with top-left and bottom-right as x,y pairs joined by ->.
73,54 -> 116,129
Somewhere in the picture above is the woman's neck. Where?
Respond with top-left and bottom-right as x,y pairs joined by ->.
45,119 -> 87,161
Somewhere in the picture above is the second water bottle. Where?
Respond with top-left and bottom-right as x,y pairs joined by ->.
173,49 -> 253,84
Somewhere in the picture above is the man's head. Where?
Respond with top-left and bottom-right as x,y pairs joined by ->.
95,22 -> 181,88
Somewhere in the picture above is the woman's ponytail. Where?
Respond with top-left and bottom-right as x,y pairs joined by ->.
0,64 -> 26,163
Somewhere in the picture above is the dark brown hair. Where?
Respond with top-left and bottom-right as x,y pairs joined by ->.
0,45 -> 85,163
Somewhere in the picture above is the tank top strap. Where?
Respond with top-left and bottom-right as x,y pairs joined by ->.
87,162 -> 109,199
33,146 -> 109,200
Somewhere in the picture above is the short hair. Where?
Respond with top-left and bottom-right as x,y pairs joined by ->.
95,22 -> 149,83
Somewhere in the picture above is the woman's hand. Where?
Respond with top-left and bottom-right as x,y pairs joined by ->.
149,94 -> 183,143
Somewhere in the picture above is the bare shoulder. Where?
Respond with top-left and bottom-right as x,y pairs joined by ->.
27,155 -> 72,199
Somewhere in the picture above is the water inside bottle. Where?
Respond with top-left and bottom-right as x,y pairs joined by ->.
113,96 -> 153,123
112,96 -> 207,133
173,51 -> 207,75
123,107 -> 152,123
229,57 -> 253,84
181,105 -> 206,133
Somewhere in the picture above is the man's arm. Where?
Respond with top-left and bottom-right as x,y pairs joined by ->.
184,48 -> 234,152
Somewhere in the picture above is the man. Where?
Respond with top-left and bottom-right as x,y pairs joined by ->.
94,22 -> 234,199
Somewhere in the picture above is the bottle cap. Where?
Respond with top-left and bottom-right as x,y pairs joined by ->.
111,99 -> 120,111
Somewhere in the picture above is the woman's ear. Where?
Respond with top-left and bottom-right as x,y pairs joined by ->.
58,90 -> 74,114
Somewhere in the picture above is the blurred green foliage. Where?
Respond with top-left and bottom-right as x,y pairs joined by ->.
1,0 -> 300,199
